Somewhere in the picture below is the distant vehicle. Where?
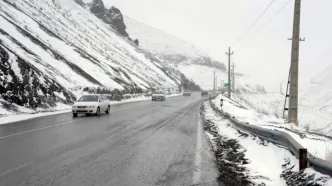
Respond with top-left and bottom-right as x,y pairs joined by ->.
152,91 -> 166,101
112,94 -> 122,101
201,91 -> 208,97
183,90 -> 191,96
72,94 -> 110,117
123,94 -> 131,99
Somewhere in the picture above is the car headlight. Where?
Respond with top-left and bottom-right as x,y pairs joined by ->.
72,106 -> 77,108
88,105 -> 95,108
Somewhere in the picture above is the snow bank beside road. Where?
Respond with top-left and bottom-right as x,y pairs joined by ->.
212,94 -> 332,162
202,101 -> 332,185
234,93 -> 332,136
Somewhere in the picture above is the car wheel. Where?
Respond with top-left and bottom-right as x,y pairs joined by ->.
73,113 -> 78,117
95,107 -> 100,116
106,105 -> 110,114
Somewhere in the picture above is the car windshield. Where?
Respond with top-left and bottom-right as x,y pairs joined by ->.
153,91 -> 163,94
77,95 -> 99,102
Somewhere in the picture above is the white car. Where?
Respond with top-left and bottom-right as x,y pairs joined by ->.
183,90 -> 191,96
152,91 -> 166,101
72,94 -> 110,117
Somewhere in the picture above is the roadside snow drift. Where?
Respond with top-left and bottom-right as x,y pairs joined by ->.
212,94 -> 332,162
202,101 -> 332,186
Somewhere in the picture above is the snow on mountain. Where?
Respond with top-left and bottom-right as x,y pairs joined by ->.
0,0 -> 186,113
124,16 -> 264,93
124,16 -> 227,71
298,64 -> 332,135
303,64 -> 332,106
124,16 -> 207,58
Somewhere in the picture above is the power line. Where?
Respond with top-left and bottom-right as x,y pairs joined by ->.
256,0 -> 293,34
232,0 -> 277,47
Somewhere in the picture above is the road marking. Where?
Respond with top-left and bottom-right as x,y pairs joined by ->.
0,119 -> 85,140
0,104 -> 151,140
192,111 -> 202,185
0,161 -> 34,178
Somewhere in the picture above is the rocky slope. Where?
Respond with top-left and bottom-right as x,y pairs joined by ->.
76,0 -> 129,37
0,0 -> 192,113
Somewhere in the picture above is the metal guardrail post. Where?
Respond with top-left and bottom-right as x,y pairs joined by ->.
299,148 -> 308,171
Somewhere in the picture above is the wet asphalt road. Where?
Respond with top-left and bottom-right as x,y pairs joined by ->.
0,93 -> 218,186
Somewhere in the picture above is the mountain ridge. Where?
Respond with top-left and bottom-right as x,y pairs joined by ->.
123,15 -> 227,71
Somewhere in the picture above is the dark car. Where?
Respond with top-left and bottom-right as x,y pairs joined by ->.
201,91 -> 208,97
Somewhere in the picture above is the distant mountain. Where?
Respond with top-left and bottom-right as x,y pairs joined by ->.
302,64 -> 332,105
124,16 -> 227,71
124,16 -> 264,93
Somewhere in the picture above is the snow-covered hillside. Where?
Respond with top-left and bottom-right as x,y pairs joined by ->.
124,16 -> 264,93
302,64 -> 332,106
299,64 -> 332,135
231,92 -> 332,136
0,0 -> 188,113
124,16 -> 227,71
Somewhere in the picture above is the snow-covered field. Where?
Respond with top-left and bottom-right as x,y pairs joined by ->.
211,94 -> 332,162
202,101 -> 332,186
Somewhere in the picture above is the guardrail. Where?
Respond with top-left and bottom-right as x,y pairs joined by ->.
209,101 -> 332,177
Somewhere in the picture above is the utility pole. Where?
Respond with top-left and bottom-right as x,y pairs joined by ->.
288,0 -> 304,124
215,76 -> 218,90
213,70 -> 216,91
225,47 -> 234,98
221,80 -> 223,91
231,63 -> 236,91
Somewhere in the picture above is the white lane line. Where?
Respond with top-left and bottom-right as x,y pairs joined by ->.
0,119 -> 85,140
0,104 -> 151,140
0,161 -> 34,178
192,111 -> 202,185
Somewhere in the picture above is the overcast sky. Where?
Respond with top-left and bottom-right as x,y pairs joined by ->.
104,0 -> 331,92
